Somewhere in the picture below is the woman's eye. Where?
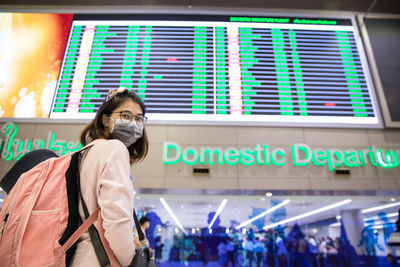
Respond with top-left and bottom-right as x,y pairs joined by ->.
122,114 -> 131,120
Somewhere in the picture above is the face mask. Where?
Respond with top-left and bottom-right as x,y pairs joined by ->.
110,118 -> 144,147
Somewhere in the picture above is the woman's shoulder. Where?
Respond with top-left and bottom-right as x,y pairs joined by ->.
85,139 -> 129,162
91,138 -> 127,151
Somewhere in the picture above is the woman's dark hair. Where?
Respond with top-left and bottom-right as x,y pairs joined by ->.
139,216 -> 150,225
80,90 -> 148,164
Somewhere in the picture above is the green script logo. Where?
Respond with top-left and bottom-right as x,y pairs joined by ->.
0,122 -> 82,161
162,142 -> 399,171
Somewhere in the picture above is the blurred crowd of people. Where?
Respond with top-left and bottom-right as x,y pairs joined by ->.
217,231 -> 353,267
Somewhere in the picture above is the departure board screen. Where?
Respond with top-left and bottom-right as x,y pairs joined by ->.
51,15 -> 381,128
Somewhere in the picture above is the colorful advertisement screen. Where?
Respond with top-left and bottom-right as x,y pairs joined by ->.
0,13 -> 73,118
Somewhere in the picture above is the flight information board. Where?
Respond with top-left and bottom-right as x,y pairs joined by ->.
51,15 -> 381,127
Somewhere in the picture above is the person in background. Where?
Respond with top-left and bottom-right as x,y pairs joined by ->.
326,237 -> 338,267
388,210 -> 400,266
72,87 -> 149,267
169,242 -> 180,262
218,240 -> 228,267
134,216 -> 151,249
243,237 -> 254,267
296,235 -> 308,267
306,235 -> 320,267
276,232 -> 289,267
226,238 -> 236,267
197,239 -> 208,265
155,236 -> 164,263
265,231 -> 276,267
318,237 -> 328,267
236,239 -> 244,266
336,237 -> 349,267
254,237 -> 265,267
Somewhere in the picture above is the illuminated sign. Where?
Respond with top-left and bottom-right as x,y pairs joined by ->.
0,122 -> 81,161
229,17 -> 338,25
162,142 -> 399,171
48,14 -> 381,129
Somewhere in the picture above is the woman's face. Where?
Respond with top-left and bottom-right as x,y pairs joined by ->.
103,99 -> 143,132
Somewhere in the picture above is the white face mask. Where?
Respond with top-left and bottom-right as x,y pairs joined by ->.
110,118 -> 144,147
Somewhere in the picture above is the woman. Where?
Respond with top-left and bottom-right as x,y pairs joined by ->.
71,87 -> 149,266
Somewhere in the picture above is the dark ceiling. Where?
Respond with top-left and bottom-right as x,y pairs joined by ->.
1,0 -> 399,14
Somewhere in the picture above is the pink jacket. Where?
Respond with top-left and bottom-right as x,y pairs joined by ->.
70,139 -> 135,266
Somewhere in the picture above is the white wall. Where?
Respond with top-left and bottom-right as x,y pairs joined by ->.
1,122 -> 399,192
134,125 -> 400,191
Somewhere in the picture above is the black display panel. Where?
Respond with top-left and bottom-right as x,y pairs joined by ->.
50,15 -> 381,127
364,18 -> 400,124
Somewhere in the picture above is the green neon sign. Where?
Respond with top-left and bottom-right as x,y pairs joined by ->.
230,17 -> 290,24
163,142 -> 400,171
163,142 -> 286,167
229,17 -> 337,25
292,19 -> 337,25
0,122 -> 82,162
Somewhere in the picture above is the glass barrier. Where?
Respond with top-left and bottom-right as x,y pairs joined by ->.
133,193 -> 399,267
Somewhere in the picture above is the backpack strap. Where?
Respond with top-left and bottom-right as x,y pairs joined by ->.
133,209 -> 146,242
79,189 -> 111,266
56,199 -> 119,266
58,207 -> 100,254
97,208 -> 120,266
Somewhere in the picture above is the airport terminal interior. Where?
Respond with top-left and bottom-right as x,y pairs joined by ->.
0,0 -> 399,266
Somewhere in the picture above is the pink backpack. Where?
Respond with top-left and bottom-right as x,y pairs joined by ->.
0,140 -> 119,267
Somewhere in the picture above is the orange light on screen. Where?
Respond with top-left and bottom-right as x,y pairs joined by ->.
0,13 -> 73,118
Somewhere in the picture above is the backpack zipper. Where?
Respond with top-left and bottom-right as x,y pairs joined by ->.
0,213 -> 9,245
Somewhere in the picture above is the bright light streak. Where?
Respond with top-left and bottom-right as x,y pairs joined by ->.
264,199 -> 352,230
361,202 -> 400,214
236,199 -> 291,230
331,212 -> 398,227
365,212 -> 398,221
160,198 -> 187,234
208,199 -> 228,229
371,220 -> 397,230
331,217 -> 397,228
